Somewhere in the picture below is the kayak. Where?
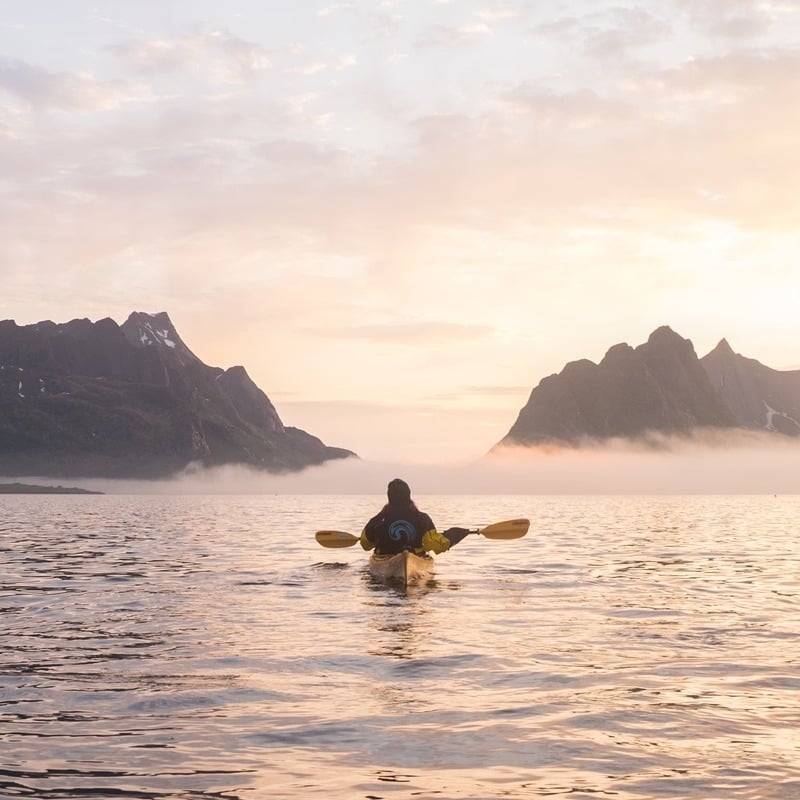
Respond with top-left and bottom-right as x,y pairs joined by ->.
368,551 -> 433,585
368,550 -> 433,585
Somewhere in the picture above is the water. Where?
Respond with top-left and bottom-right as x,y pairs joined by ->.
2,493 -> 799,799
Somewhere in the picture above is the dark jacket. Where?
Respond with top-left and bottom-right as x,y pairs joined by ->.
361,502 -> 450,555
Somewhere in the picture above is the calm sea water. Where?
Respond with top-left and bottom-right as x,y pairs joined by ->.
2,493 -> 799,799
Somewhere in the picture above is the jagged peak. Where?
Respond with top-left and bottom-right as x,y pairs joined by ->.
601,342 -> 635,365
120,311 -> 201,363
641,326 -> 700,361
123,311 -> 177,349
0,310 -> 354,475
126,310 -> 173,327
646,325 -> 682,345
707,338 -> 736,357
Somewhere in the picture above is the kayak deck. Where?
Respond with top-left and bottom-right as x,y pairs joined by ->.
368,550 -> 434,585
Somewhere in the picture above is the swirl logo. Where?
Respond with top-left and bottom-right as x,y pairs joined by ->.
388,519 -> 416,547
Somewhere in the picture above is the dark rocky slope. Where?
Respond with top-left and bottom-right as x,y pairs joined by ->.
0,311 -> 354,478
498,326 -> 799,448
701,338 -> 800,436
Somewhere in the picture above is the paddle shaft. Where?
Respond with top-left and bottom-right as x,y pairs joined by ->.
315,517 -> 529,548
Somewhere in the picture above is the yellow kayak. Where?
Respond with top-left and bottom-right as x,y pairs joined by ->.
368,550 -> 434,585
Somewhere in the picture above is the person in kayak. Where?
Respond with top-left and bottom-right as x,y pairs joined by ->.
360,478 -> 470,556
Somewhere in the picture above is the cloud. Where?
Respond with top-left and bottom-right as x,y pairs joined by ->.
32,433 -> 800,495
633,50 -> 800,98
532,8 -> 671,60
424,384 -> 531,404
675,0 -> 775,39
291,53 -> 358,76
584,8 -> 672,59
416,22 -> 492,50
372,48 -> 800,235
475,5 -> 520,22
318,321 -> 494,343
3,0 -> 800,462
293,60 -> 328,76
3,37 -> 797,313
5,6 -> 797,267
319,2 -> 355,16
110,30 -> 270,81
501,85 -> 633,128
254,138 -> 350,171
0,58 -> 145,111
433,385 -> 532,399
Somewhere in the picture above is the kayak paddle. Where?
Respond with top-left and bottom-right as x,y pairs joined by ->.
476,518 -> 529,539
315,518 -> 529,548
315,530 -> 360,548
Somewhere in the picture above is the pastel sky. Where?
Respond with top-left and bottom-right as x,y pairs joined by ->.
3,1 -> 799,464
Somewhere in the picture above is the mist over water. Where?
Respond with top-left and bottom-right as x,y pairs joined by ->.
23,432 -> 800,496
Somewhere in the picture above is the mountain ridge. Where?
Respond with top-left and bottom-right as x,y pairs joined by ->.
497,326 -> 800,449
0,311 -> 355,478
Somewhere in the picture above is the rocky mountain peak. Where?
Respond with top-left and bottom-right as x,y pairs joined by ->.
706,337 -> 736,358
601,342 -> 634,363
497,326 -> 736,448
647,324 -> 679,343
121,311 -> 201,366
0,311 -> 354,478
700,339 -> 800,435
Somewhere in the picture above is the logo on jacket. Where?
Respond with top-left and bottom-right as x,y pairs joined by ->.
388,519 -> 416,548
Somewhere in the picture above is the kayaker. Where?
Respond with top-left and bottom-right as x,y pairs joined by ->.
360,478 -> 469,556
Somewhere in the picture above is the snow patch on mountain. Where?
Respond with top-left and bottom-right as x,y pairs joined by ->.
136,320 -> 176,349
764,402 -> 800,432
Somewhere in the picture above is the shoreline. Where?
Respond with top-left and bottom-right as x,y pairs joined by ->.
0,482 -> 103,495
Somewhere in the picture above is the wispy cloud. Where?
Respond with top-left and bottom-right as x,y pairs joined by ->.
501,85 -> 633,128
110,30 -> 270,81
532,7 -> 671,60
417,22 -> 492,49
0,58 -> 146,111
67,435 -> 800,494
254,138 -> 349,170
675,0 -> 775,39
314,321 -> 494,344
318,2 -> 355,17
291,53 -> 358,76
584,8 -> 672,58
425,385 -> 532,402
4,0 -> 800,462
475,4 -> 519,22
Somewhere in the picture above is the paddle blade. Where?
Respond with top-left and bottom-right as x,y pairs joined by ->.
478,518 -> 530,539
315,530 -> 360,548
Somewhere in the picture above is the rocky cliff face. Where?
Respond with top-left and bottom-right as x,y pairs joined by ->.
0,312 -> 355,478
701,339 -> 800,436
497,326 -> 798,448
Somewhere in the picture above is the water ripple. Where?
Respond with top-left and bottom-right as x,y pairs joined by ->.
1,494 -> 800,798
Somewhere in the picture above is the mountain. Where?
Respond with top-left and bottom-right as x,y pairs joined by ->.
701,338 -> 800,435
497,326 -> 800,448
0,311 -> 355,478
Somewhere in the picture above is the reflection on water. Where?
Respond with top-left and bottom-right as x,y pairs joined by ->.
1,493 -> 800,798
365,591 -> 434,662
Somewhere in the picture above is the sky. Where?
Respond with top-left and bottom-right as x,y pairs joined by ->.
2,0 -> 800,466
